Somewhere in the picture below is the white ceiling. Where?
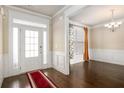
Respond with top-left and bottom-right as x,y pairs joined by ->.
70,5 -> 124,26
14,5 -> 65,17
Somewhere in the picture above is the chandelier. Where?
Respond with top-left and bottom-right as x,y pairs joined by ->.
104,9 -> 122,32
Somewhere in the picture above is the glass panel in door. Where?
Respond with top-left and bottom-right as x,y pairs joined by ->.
25,30 -> 39,58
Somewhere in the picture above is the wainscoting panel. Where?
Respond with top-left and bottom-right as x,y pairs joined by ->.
53,51 -> 66,74
3,53 -> 11,78
90,49 -> 124,65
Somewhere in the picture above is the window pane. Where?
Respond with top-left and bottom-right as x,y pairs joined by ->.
25,30 -> 39,58
25,38 -> 30,44
25,31 -> 30,37
30,38 -> 33,44
34,38 -> 38,44
34,32 -> 38,37
43,31 -> 47,64
13,27 -> 19,69
30,31 -> 34,37
34,45 -> 38,50
25,45 -> 30,50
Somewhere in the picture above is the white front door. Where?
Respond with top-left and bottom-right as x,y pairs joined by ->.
20,27 -> 43,73
8,10 -> 50,77
11,25 -> 48,76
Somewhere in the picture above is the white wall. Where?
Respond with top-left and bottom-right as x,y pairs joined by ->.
89,24 -> 124,66
0,15 -> 3,87
52,9 -> 70,75
52,12 -> 68,74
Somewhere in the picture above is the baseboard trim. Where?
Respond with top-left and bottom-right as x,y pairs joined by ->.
4,67 -> 52,78
90,59 -> 124,66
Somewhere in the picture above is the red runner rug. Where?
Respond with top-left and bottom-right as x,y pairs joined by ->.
27,70 -> 57,88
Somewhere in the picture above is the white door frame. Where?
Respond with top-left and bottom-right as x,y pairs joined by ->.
7,9 -> 51,77
9,23 -> 48,76
64,6 -> 87,75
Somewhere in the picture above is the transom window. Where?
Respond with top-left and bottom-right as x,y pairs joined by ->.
13,18 -> 47,28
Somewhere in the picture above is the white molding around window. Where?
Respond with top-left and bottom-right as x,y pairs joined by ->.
7,9 -> 51,77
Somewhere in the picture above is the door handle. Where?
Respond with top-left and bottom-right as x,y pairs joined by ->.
40,46 -> 42,54
40,46 -> 42,48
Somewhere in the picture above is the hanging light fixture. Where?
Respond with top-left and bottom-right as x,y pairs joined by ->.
104,9 -> 122,32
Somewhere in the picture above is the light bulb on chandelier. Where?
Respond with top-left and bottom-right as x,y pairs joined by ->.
104,9 -> 122,32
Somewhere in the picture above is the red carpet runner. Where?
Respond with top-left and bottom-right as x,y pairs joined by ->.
27,70 -> 57,88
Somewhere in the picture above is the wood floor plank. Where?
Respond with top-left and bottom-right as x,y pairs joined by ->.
2,61 -> 124,88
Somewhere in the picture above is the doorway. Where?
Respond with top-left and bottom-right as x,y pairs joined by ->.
11,24 -> 48,75
8,10 -> 49,76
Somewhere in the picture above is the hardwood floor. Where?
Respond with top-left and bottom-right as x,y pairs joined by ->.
2,61 -> 124,88
2,74 -> 31,88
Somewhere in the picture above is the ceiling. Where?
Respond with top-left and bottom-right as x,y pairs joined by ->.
14,5 -> 65,17
70,5 -> 124,26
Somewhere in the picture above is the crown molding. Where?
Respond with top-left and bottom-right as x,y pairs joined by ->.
64,5 -> 87,17
69,20 -> 91,30
69,20 -> 86,27
52,5 -> 71,18
5,5 -> 52,19
52,5 -> 87,18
